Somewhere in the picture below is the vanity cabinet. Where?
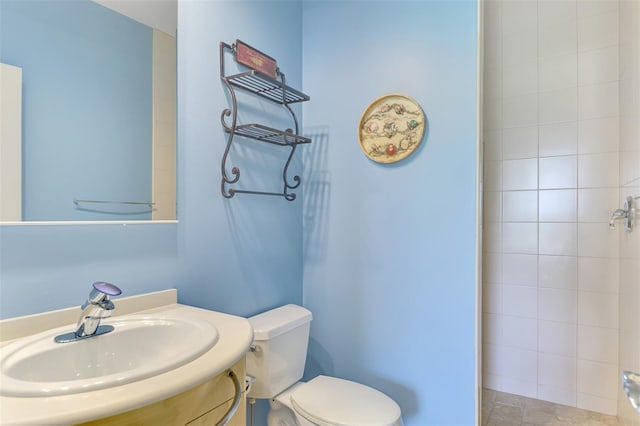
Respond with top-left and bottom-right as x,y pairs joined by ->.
77,359 -> 245,426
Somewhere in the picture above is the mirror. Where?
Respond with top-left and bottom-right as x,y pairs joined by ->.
0,0 -> 176,222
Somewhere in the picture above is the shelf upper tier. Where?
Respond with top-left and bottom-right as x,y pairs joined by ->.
225,71 -> 310,104
225,123 -> 311,146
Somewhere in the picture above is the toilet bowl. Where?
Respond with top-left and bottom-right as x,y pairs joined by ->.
246,304 -> 403,426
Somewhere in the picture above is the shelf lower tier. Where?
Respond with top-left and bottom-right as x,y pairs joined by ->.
225,123 -> 311,146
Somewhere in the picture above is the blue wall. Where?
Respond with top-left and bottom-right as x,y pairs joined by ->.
176,0 -> 304,318
176,3 -> 305,421
0,0 -> 152,221
0,0 -> 304,323
0,223 -> 178,319
0,1 -> 173,319
0,1 -> 478,424
301,1 -> 478,424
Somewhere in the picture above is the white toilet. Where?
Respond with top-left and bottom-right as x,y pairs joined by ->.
246,304 -> 403,426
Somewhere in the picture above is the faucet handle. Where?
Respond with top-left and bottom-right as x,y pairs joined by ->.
86,281 -> 122,305
92,281 -> 122,296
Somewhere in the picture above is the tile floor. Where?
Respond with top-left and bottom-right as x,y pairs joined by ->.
482,389 -> 621,426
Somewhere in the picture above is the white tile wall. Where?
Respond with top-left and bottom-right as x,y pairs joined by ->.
539,0 -> 576,28
577,10 -> 619,52
578,117 -> 619,154
484,283 -> 502,314
484,222 -> 502,253
485,62 -> 503,101
504,286 -> 538,318
538,255 -> 578,289
503,61 -> 538,98
503,191 -> 538,222
578,222 -> 619,258
539,54 -> 578,92
503,159 -> 538,190
539,122 -> 577,156
578,393 -> 618,417
484,160 -> 502,191
503,126 -> 538,159
484,191 -> 502,223
484,313 -> 502,345
503,347 -> 539,383
503,377 -> 538,399
484,252 -> 502,283
539,353 -> 577,389
482,0 -> 623,415
577,0 -> 618,19
540,21 -> 578,58
539,288 -> 578,323
539,223 -> 578,256
503,30 -> 538,65
577,325 -> 618,364
503,94 -> 539,128
538,384 -> 577,407
484,341 -> 502,372
539,156 -> 577,189
577,359 -> 619,400
539,320 -> 577,357
539,189 -> 577,222
485,99 -> 503,130
578,82 -> 619,120
618,153 -> 640,186
502,0 -> 537,35
617,1 -> 640,422
503,253 -> 538,285
577,152 -> 619,188
539,88 -> 578,124
485,39 -> 503,73
578,291 -> 619,328
484,130 -> 503,160
577,188 -> 619,222
578,46 -> 619,86
578,257 -> 619,293
504,316 -> 538,350
503,222 -> 538,254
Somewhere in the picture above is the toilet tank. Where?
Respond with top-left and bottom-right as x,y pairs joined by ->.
246,304 -> 312,399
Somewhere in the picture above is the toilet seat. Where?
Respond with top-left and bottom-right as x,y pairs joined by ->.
290,375 -> 403,426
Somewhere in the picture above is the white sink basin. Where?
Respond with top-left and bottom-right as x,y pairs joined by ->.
0,315 -> 219,397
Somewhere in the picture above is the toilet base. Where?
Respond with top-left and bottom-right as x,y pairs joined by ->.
268,382 -> 314,426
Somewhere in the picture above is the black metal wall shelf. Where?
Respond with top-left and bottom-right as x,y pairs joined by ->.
219,40 -> 311,201
226,71 -> 309,105
223,123 -> 311,146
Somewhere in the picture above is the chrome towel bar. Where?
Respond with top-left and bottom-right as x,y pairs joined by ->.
73,198 -> 155,208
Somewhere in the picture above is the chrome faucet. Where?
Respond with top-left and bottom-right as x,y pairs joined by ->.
55,282 -> 122,343
609,208 -> 628,229
609,196 -> 637,233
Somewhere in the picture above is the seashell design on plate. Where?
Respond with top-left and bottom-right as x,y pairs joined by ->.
358,94 -> 426,163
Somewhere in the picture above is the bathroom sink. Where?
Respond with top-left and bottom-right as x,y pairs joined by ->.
0,315 -> 219,397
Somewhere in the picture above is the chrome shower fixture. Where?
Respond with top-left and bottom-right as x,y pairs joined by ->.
622,370 -> 640,413
609,196 -> 637,233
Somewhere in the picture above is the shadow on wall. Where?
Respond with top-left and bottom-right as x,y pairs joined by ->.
303,337 -> 335,380
221,139 -> 304,312
302,126 -> 331,263
366,373 -> 419,421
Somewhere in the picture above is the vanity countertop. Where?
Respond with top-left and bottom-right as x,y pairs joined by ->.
0,290 -> 253,425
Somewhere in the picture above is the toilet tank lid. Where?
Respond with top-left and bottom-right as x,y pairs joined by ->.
249,304 -> 313,341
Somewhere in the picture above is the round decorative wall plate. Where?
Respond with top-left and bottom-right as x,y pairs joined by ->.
358,94 -> 426,163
